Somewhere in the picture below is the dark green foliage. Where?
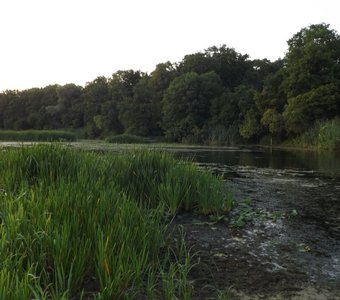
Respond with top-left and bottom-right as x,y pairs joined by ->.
118,76 -> 162,136
283,23 -> 340,98
162,71 -> 223,142
207,123 -> 242,146
282,24 -> 340,135
255,68 -> 287,114
286,118 -> 340,150
83,76 -> 122,138
239,109 -> 262,140
283,81 -> 340,134
261,109 -> 285,137
179,46 -> 251,88
55,84 -> 84,128
0,24 -> 339,146
0,130 -> 77,141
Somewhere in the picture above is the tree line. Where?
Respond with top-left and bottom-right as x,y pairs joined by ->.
1,23 -> 339,144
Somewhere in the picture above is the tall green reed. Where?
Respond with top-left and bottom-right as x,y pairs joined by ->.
288,118 -> 340,150
0,144 -> 232,299
0,130 -> 76,142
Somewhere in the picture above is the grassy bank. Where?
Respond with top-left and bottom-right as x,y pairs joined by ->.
0,145 -> 231,299
106,134 -> 150,144
284,119 -> 340,150
0,130 -> 77,142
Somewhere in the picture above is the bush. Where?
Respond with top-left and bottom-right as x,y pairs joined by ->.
287,118 -> 340,150
318,119 -> 340,149
0,130 -> 76,142
207,124 -> 242,146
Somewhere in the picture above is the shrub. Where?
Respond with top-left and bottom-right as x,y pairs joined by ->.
287,118 -> 340,150
0,130 -> 76,142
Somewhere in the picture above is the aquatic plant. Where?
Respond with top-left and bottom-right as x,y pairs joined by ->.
230,199 -> 295,228
105,134 -> 151,144
0,144 -> 231,298
0,130 -> 76,142
287,118 -> 340,150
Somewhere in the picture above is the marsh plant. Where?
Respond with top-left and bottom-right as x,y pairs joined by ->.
0,130 -> 76,142
230,199 -> 298,228
0,145 -> 231,299
288,118 -> 340,150
105,134 -> 151,144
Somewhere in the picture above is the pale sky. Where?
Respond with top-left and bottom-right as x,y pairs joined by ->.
0,0 -> 339,92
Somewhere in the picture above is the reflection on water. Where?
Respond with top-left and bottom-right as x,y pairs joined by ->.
176,146 -> 340,176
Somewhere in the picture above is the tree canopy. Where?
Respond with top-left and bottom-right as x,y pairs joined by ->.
0,23 -> 339,144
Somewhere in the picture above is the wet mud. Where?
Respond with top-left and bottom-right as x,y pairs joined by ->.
170,151 -> 340,299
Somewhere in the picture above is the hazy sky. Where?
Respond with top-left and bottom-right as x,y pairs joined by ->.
0,0 -> 339,91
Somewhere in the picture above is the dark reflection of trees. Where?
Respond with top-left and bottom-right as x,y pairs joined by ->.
238,152 -> 262,167
174,148 -> 340,177
289,150 -> 340,176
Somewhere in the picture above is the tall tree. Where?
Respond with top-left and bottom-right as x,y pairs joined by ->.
282,23 -> 340,134
205,45 -> 250,88
108,70 -> 146,135
239,108 -> 262,140
0,90 -> 19,129
56,84 -> 83,128
162,71 -> 223,142
179,52 -> 214,75
83,77 -> 112,137
118,76 -> 160,136
179,45 -> 251,89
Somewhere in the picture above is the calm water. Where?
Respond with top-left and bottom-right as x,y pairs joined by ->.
174,146 -> 340,175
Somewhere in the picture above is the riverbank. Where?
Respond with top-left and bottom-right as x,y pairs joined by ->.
0,145 -> 231,299
170,212 -> 340,299
168,160 -> 340,299
0,128 -> 339,153
0,142 -> 339,299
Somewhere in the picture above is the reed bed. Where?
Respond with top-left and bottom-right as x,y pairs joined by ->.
0,145 -> 231,299
0,130 -> 77,142
106,134 -> 150,144
287,118 -> 340,150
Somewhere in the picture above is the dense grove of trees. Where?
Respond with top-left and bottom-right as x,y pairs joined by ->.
1,23 -> 339,144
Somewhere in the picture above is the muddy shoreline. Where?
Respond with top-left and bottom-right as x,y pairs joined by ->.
170,212 -> 340,299
169,159 -> 340,299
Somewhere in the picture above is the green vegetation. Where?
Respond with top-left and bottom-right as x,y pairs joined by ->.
0,130 -> 76,141
0,144 -> 231,299
0,23 -> 339,148
230,199 -> 298,228
286,118 -> 340,150
106,134 -> 150,144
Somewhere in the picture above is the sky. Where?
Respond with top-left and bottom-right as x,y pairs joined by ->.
0,0 -> 339,92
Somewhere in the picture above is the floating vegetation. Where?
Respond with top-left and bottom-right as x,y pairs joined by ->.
106,134 -> 151,144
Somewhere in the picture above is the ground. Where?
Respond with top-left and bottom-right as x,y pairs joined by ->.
169,212 -> 340,300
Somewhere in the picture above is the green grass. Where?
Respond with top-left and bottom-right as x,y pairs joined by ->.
106,134 -> 151,144
0,144 -> 231,299
286,118 -> 340,150
0,130 -> 77,142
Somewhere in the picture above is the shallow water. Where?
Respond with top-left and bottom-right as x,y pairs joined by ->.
1,142 -> 339,292
175,146 -> 340,291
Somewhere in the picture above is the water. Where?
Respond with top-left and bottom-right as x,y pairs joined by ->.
175,146 -> 340,291
2,142 -> 339,292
